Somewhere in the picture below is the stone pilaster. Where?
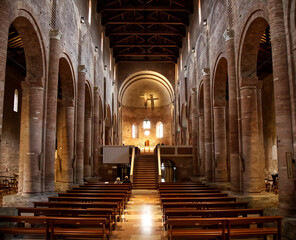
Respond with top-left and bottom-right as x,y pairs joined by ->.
198,115 -> 205,176
223,29 -> 240,192
268,0 -> 296,218
203,68 -> 213,182
45,29 -> 62,192
0,0 -> 10,155
190,88 -> 198,175
84,117 -> 92,177
93,87 -> 100,176
76,65 -> 86,184
213,106 -> 228,182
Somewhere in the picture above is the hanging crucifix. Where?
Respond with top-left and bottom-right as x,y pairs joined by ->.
147,94 -> 159,110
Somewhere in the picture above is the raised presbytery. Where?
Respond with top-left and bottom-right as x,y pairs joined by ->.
0,0 -> 295,239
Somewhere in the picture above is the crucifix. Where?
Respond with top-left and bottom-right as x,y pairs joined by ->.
147,94 -> 159,110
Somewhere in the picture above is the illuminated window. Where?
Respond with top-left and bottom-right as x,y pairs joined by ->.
180,53 -> 183,71
13,89 -> 18,112
144,130 -> 150,136
198,0 -> 202,24
101,32 -> 104,51
156,122 -> 163,138
132,124 -> 138,139
88,0 -> 92,25
143,119 -> 151,129
188,32 -> 190,53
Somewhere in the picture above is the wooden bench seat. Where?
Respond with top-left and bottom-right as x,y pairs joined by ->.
160,193 -> 228,198
159,189 -> 221,193
161,197 -> 236,203
159,186 -> 212,190
17,207 -> 114,232
0,216 -> 108,240
167,216 -> 282,240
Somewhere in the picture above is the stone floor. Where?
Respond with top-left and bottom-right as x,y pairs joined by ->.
111,189 -> 167,240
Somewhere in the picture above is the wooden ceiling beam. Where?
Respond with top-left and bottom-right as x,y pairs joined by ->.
101,5 -> 191,13
108,31 -> 184,37
105,21 -> 186,26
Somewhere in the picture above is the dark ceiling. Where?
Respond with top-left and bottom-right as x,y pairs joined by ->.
97,0 -> 194,63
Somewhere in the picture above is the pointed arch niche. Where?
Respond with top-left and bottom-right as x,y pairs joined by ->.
119,71 -> 174,148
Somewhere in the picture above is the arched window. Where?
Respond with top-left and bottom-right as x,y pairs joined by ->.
88,0 -> 92,25
156,122 -> 163,138
101,32 -> 104,51
132,124 -> 138,139
13,89 -> 18,112
143,119 -> 151,129
198,0 -> 202,24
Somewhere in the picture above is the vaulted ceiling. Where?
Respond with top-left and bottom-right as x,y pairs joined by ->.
97,0 -> 194,63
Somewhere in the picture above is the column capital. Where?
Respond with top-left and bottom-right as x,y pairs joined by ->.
94,86 -> 100,94
78,65 -> 87,73
190,88 -> 197,95
223,29 -> 234,41
49,29 -> 62,40
202,68 -> 210,76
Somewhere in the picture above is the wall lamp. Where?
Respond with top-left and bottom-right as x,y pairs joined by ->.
95,46 -> 99,52
184,65 -> 188,71
203,19 -> 207,26
80,17 -> 85,24
104,65 -> 107,70
192,47 -> 195,53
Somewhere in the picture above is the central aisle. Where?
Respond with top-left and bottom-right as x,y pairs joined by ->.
111,189 -> 166,240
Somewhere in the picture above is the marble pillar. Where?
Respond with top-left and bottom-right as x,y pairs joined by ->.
44,29 -> 62,192
213,106 -> 228,182
93,87 -> 100,176
76,65 -> 86,184
268,0 -> 296,217
84,117 -> 92,177
203,68 -> 213,182
240,83 -> 265,193
223,29 -> 240,191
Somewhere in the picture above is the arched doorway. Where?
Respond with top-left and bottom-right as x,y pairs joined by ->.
55,57 -> 75,191
213,57 -> 229,182
1,16 -> 45,194
239,17 -> 275,193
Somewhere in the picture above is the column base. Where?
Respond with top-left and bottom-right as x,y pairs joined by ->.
209,181 -> 231,190
55,182 -> 79,192
3,192 -> 58,207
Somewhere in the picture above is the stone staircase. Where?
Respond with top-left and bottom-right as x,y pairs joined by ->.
133,155 -> 158,189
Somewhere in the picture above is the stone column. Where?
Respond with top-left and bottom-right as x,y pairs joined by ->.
213,106 -> 228,182
268,0 -> 296,217
93,87 -> 100,176
0,0 -> 10,147
203,68 -> 213,182
21,80 -> 44,194
84,117 -> 92,177
76,65 -> 86,184
240,82 -> 265,193
44,29 -> 62,192
190,88 -> 198,175
61,99 -> 75,189
198,115 -> 205,176
223,29 -> 240,191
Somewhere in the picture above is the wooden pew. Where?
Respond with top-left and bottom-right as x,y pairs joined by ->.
167,216 -> 282,240
162,201 -> 249,213
67,189 -> 131,199
163,208 -> 264,230
17,207 -> 114,232
0,216 -> 108,240
159,189 -> 221,193
84,183 -> 132,190
161,197 -> 237,203
160,192 -> 228,198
